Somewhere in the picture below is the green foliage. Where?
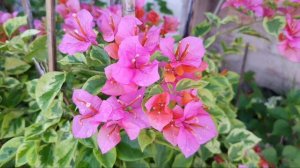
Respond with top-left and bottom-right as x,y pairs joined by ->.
3,16 -> 27,38
263,16 -> 286,36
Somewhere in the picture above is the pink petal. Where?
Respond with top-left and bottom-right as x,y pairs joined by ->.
120,116 -> 142,140
140,26 -> 161,53
163,123 -> 179,146
115,16 -> 142,44
72,115 -> 99,138
94,100 -> 113,122
146,108 -> 172,131
102,80 -> 138,96
104,43 -> 119,59
183,101 -> 203,119
98,123 -> 121,154
72,89 -> 102,115
159,37 -> 175,61
177,127 -> 200,158
58,34 -> 92,55
119,88 -> 145,107
111,65 -> 134,84
180,36 -> 205,67
133,61 -> 160,86
97,10 -> 121,42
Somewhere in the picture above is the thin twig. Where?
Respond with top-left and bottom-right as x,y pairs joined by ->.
46,0 -> 57,71
235,43 -> 249,107
213,0 -> 225,15
21,0 -> 46,76
183,0 -> 194,38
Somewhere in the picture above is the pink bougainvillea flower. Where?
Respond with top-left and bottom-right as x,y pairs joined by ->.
71,89 -> 112,138
108,4 -> 122,16
115,16 -> 142,44
56,0 -> 80,18
59,9 -> 98,55
222,0 -> 264,17
139,26 -> 161,54
277,16 -> 300,62
175,89 -> 199,106
81,3 -> 103,19
161,16 -> 179,35
34,19 -> 46,35
98,89 -> 149,153
162,102 -> 218,158
97,9 -> 121,42
146,10 -> 160,25
111,36 -> 160,86
145,92 -> 173,131
102,63 -> 138,96
160,36 -> 205,82
135,0 -> 146,20
0,11 -> 17,24
104,42 -> 119,59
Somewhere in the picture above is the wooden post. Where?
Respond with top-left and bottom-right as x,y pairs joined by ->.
121,0 -> 135,16
46,0 -> 57,72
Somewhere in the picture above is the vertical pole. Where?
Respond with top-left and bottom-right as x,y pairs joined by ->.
183,0 -> 194,37
46,0 -> 57,72
121,0 -> 135,16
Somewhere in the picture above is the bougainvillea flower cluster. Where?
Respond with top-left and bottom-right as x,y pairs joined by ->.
58,0 -> 218,158
223,0 -> 300,62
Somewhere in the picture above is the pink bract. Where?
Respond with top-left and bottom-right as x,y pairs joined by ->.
58,9 -> 98,55
56,0 -> 80,18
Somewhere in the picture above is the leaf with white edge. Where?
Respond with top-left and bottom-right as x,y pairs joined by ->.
0,111 -> 25,139
176,78 -> 208,91
21,29 -> 40,39
25,35 -> 47,61
172,153 -> 193,168
3,16 -> 27,37
197,88 -> 216,107
205,13 -> 221,28
82,74 -> 106,95
58,53 -> 87,65
90,46 -> 111,65
225,128 -> 261,149
5,57 -> 30,75
263,16 -> 286,36
15,141 -> 36,167
39,144 -> 55,167
228,142 -> 246,161
0,137 -> 24,167
26,79 -> 38,99
205,35 -> 216,48
35,72 -> 66,110
42,128 -> 58,143
203,138 -> 221,154
217,117 -> 232,134
76,148 -> 101,168
54,131 -> 77,167
138,130 -> 156,152
192,21 -> 211,37
93,148 -> 117,168
221,16 -> 238,25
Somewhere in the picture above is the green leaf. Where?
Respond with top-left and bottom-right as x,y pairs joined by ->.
217,117 -> 232,134
205,35 -> 216,48
262,147 -> 277,165
3,16 -> 27,37
205,13 -> 221,27
228,142 -> 246,161
146,84 -> 163,98
59,53 -> 87,65
239,26 -> 270,41
82,74 -> 106,95
138,130 -> 156,152
90,46 -> 111,66
221,16 -> 238,25
150,52 -> 169,62
192,21 -> 211,37
35,72 -> 66,110
117,134 -> 150,161
176,78 -> 208,91
197,88 -> 216,107
125,160 -> 150,168
25,35 -> 47,61
75,148 -> 101,168
39,144 -> 55,167
263,16 -> 286,36
282,145 -> 300,167
15,141 -> 36,167
20,29 -> 40,39
151,143 -> 174,167
272,119 -> 291,136
93,148 -> 116,168
42,128 -> 58,143
156,0 -> 173,14
225,128 -> 261,149
172,153 -> 193,168
26,79 -> 38,99
0,137 -> 24,167
0,111 -> 25,139
54,132 -> 78,167
5,57 -> 30,75
203,138 -> 221,154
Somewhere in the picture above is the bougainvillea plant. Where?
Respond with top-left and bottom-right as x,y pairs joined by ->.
2,0 -> 300,167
